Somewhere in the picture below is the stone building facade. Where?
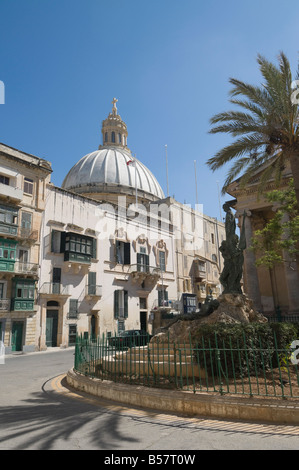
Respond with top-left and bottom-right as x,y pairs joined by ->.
0,98 -> 227,351
226,162 -> 299,315
0,143 -> 52,352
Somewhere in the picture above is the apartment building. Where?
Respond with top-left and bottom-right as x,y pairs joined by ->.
0,143 -> 52,353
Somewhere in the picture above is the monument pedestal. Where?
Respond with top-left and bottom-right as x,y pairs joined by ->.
199,293 -> 268,325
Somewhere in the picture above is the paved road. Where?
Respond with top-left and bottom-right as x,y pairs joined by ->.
0,348 -> 299,451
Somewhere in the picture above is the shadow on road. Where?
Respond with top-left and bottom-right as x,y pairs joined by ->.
0,379 -> 139,450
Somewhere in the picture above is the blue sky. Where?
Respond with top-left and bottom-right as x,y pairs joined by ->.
1,0 -> 299,220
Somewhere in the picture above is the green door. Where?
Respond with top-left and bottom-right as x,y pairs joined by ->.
11,321 -> 23,351
46,310 -> 58,347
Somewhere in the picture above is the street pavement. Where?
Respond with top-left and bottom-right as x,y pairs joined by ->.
0,348 -> 299,451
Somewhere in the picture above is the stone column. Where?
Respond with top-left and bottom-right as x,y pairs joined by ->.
239,210 -> 262,311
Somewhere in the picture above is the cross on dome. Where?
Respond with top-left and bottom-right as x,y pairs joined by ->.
112,97 -> 118,115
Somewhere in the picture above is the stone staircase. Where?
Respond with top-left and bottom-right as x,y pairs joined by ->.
97,343 -> 206,379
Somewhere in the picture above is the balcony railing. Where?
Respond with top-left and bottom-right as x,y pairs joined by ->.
18,228 -> 38,242
14,262 -> 39,275
130,264 -> 161,275
0,299 -> 10,311
85,285 -> 102,297
153,299 -> 180,310
39,282 -> 70,296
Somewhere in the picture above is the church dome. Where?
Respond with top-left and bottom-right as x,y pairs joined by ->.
61,146 -> 165,200
61,98 -> 165,202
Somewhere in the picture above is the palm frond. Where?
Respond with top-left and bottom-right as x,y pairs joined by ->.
207,134 -> 267,171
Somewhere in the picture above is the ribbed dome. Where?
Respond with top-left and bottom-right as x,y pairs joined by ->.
61,147 -> 165,200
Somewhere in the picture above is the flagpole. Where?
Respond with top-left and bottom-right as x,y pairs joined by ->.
165,144 -> 169,197
194,160 -> 198,207
135,158 -> 137,206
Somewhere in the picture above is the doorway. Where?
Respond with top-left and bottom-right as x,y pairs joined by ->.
46,310 -> 58,347
140,311 -> 147,332
11,321 -> 23,351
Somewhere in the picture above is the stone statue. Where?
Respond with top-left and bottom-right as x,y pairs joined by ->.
219,205 -> 246,294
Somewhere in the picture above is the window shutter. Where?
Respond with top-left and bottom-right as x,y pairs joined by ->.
124,290 -> 128,318
124,243 -> 130,265
158,290 -> 162,306
88,272 -> 96,295
145,254 -> 149,272
92,238 -> 97,259
114,290 -> 119,319
60,232 -> 66,253
51,230 -> 62,253
137,253 -> 142,271
69,299 -> 78,315
116,240 -> 121,263
159,251 -> 166,271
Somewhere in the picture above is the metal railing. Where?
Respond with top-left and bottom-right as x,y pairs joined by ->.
130,264 -> 161,275
39,282 -> 70,296
18,227 -> 38,241
152,299 -> 181,310
85,285 -> 102,297
74,332 -> 299,399
14,262 -> 39,275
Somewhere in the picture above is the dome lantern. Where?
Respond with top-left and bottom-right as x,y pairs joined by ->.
100,98 -> 128,150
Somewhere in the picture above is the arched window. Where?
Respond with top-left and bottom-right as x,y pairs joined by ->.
118,133 -> 122,144
111,131 -> 115,143
104,132 -> 108,142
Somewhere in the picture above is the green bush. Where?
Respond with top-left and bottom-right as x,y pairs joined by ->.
191,322 -> 299,377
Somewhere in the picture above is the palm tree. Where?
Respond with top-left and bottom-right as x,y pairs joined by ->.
207,52 -> 299,207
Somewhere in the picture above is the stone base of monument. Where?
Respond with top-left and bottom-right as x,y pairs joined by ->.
198,293 -> 268,325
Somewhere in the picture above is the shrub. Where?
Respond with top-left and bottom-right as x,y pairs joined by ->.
191,322 -> 299,377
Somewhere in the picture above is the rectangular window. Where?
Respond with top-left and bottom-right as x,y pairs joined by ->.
159,251 -> 166,272
21,212 -> 32,238
139,297 -> 147,309
69,299 -> 78,318
24,177 -> 34,195
137,252 -> 149,272
14,281 -> 35,299
0,205 -> 18,227
114,290 -> 128,319
62,232 -> 96,263
52,267 -> 61,294
115,241 -> 130,265
88,272 -> 97,295
0,239 -> 17,263
68,325 -> 77,346
51,230 -> 62,253
158,289 -> 168,307
0,175 -> 9,185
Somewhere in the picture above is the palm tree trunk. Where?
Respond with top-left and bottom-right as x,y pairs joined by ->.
289,154 -> 299,209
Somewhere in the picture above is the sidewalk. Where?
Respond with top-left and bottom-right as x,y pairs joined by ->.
3,346 -> 75,359
66,367 -> 299,426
